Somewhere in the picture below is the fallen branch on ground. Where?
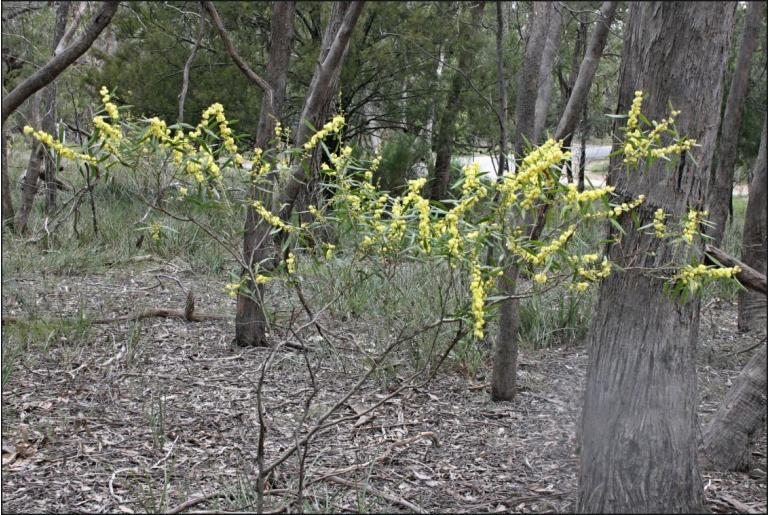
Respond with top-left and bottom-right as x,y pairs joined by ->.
325,475 -> 424,513
704,244 -> 767,296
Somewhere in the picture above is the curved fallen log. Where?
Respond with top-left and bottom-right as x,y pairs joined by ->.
704,244 -> 767,296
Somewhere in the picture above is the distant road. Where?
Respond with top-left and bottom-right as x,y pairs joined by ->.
457,145 -> 612,178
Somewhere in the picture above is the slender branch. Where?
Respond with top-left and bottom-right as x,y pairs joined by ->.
704,244 -> 768,295
201,1 -> 273,108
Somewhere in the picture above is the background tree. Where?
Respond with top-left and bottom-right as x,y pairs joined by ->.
706,1 -> 762,247
577,2 -> 735,512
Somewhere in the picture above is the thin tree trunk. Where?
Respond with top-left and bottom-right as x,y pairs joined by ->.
430,1 -> 486,201
512,1 -> 550,156
561,19 -> 587,183
1,125 -> 13,229
178,9 -> 206,124
491,1 -> 549,402
278,1 -> 364,220
737,115 -> 768,332
496,1 -> 509,175
42,1 -> 71,214
577,102 -> 587,192
234,2 -> 296,347
1,1 -> 119,125
492,1 -> 616,402
533,2 -> 563,143
577,3 -> 735,512
706,1 -> 762,247
15,94 -> 44,234
701,343 -> 768,471
553,1 -> 616,142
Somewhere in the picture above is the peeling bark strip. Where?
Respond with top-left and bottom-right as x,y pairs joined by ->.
1,2 -> 119,125
577,3 -> 735,513
706,1 -> 763,247
738,116 -> 768,331
701,343 -> 768,471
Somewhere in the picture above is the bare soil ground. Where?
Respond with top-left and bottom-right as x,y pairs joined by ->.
2,263 -> 767,513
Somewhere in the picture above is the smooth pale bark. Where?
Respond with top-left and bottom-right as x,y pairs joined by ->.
512,2 -> 550,156
495,1 -> 509,175
42,1 -> 71,214
278,1 -> 364,220
178,9 -> 206,124
560,19 -> 587,183
553,1 -> 617,142
577,3 -> 735,512
706,1 -> 762,247
702,343 -> 768,470
1,2 -> 119,124
430,1 -> 486,200
737,116 -> 768,331
532,3 -> 563,143
233,2 -> 296,347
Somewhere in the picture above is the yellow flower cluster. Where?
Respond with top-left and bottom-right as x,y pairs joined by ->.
148,116 -> 171,141
682,209 -> 707,244
622,91 -> 696,164
304,114 -> 345,151
675,263 -> 741,293
588,194 -> 646,219
252,200 -> 296,233
324,243 -> 336,260
286,252 -> 296,275
100,86 -> 119,120
564,183 -> 615,204
224,280 -> 243,298
509,224 -> 576,266
470,262 -> 487,339
150,221 -> 162,242
653,208 -> 667,238
23,126 -> 97,163
497,139 -> 570,210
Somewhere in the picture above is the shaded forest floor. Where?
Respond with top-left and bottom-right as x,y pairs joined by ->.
2,264 -> 767,513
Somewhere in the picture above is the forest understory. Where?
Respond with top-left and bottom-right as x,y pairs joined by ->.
1,265 -> 766,514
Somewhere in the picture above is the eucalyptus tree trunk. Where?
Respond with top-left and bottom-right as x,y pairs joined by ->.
706,1 -> 762,248
235,2 -> 296,347
277,1 -> 364,220
560,19 -> 587,183
577,3 -> 735,512
737,115 -> 767,332
14,1 -> 70,232
492,1 -> 617,402
701,343 -> 768,471
430,1 -> 486,201
533,3 -> 563,143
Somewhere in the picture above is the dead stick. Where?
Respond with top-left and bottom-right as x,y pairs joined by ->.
168,492 -> 227,514
704,244 -> 767,295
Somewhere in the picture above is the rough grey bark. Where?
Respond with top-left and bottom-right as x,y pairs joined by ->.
430,1 -> 486,200
15,94 -> 44,234
533,3 -> 563,143
1,1 -> 119,125
553,1 -> 617,142
737,115 -> 768,332
701,343 -> 768,471
233,2 -> 296,347
577,3 -> 735,513
706,1 -> 762,248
